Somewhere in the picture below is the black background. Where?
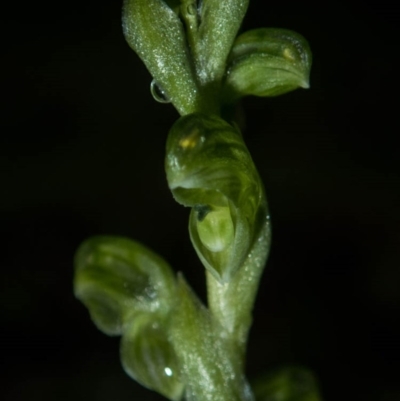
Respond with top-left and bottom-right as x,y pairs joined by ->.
1,1 -> 399,400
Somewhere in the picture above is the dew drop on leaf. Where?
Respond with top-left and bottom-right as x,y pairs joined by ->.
150,80 -> 171,104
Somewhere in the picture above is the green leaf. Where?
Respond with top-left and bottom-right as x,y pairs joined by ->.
223,28 -> 312,102
122,0 -> 199,115
121,312 -> 185,401
169,275 -> 254,401
74,236 -> 176,336
195,0 -> 249,84
165,113 -> 264,283
252,367 -> 322,401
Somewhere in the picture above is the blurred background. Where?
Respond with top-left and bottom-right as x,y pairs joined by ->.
1,0 -> 399,400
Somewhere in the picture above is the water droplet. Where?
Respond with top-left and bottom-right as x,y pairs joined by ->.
150,80 -> 171,104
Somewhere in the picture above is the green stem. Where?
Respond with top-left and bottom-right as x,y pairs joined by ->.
170,275 -> 256,401
206,202 -> 271,357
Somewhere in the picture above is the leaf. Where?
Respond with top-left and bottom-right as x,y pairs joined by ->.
122,0 -> 199,115
223,28 -> 312,101
121,312 -> 185,401
165,113 -> 264,283
252,367 -> 322,401
74,236 -> 176,335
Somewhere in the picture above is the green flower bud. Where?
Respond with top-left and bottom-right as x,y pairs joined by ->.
165,113 -> 266,283
122,0 -> 199,115
252,367 -> 322,401
121,313 -> 185,401
74,236 -> 176,335
223,28 -> 312,102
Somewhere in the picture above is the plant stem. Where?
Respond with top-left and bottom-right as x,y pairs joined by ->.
206,204 -> 271,358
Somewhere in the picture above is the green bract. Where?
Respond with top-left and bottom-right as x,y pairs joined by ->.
122,0 -> 199,114
165,113 -> 264,282
223,28 -> 312,101
74,236 -> 176,335
190,0 -> 249,84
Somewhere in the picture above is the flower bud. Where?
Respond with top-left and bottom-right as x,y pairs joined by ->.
165,113 -> 265,282
223,28 -> 312,101
74,236 -> 176,335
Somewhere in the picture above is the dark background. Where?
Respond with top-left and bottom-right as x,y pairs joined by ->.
1,0 -> 399,400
